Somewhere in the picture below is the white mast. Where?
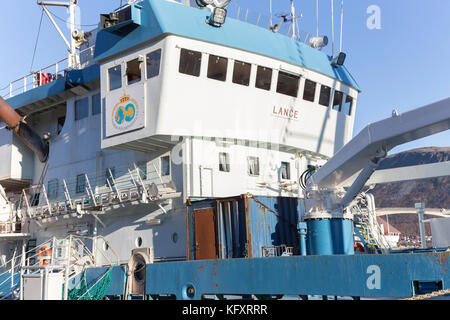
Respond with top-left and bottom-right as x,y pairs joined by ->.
291,0 -> 296,40
316,0 -> 319,37
36,0 -> 79,69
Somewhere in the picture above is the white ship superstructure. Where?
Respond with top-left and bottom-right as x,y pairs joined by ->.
0,0 -> 448,301
0,0 -> 359,266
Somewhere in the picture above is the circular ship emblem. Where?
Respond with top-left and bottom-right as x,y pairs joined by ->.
112,94 -> 139,130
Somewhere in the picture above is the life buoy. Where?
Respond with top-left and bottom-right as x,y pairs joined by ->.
354,242 -> 365,253
38,245 -> 52,266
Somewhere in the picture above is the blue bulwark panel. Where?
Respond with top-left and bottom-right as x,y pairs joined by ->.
144,252 -> 450,299
94,0 -> 360,91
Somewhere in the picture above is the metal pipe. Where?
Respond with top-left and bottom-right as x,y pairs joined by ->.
415,203 -> 427,249
0,97 -> 49,162
298,222 -> 307,256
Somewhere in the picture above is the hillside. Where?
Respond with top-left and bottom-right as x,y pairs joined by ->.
370,147 -> 449,237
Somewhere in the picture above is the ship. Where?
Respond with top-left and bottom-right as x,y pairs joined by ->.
0,0 -> 449,301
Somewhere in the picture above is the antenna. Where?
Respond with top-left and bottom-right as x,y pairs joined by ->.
316,0 -> 319,37
331,0 -> 334,58
269,0 -> 273,28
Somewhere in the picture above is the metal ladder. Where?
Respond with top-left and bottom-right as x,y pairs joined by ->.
353,214 -> 383,253
352,193 -> 391,254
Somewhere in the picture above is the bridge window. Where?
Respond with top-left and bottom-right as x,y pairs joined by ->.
219,152 -> 230,172
76,174 -> 86,194
247,156 -> 260,176
319,85 -> 331,107
232,60 -> 251,86
47,179 -> 58,199
255,66 -> 272,91
126,58 -> 142,85
108,65 -> 122,91
92,93 -> 101,115
161,155 -> 170,177
179,48 -> 202,77
75,97 -> 89,120
344,95 -> 353,116
332,90 -> 344,111
303,79 -> 316,102
208,55 -> 228,82
276,71 -> 300,98
147,49 -> 161,79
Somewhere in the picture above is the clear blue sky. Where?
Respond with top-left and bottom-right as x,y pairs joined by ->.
0,0 -> 448,154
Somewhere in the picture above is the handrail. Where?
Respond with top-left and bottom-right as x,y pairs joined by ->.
93,236 -> 121,266
0,46 -> 95,99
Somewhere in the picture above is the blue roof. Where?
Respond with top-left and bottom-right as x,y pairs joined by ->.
94,0 -> 360,91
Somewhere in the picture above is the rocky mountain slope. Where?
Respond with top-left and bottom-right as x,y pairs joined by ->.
370,147 -> 449,237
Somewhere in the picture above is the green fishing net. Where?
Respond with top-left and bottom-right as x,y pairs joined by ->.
67,267 -> 113,300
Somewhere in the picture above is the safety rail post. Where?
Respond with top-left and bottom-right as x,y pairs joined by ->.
42,184 -> 52,216
64,235 -> 72,300
10,246 -> 16,288
128,168 -> 138,187
22,189 -> 31,218
63,179 -> 74,210
85,174 -> 97,206
107,168 -> 122,203
133,163 -> 149,201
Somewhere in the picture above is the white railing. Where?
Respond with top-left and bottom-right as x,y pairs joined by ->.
0,46 -> 95,100
18,162 -> 179,222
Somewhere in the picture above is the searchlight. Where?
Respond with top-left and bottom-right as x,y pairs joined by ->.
196,0 -> 231,27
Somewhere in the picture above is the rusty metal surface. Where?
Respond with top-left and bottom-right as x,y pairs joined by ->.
0,96 -> 22,130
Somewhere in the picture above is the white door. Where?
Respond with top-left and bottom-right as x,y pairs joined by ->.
200,167 -> 213,197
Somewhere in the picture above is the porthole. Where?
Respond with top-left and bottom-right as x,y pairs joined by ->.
103,242 -> 109,251
136,236 -> 143,248
172,232 -> 178,243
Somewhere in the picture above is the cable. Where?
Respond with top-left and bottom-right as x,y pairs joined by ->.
44,6 -> 99,27
30,9 -> 45,73
299,166 -> 316,191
